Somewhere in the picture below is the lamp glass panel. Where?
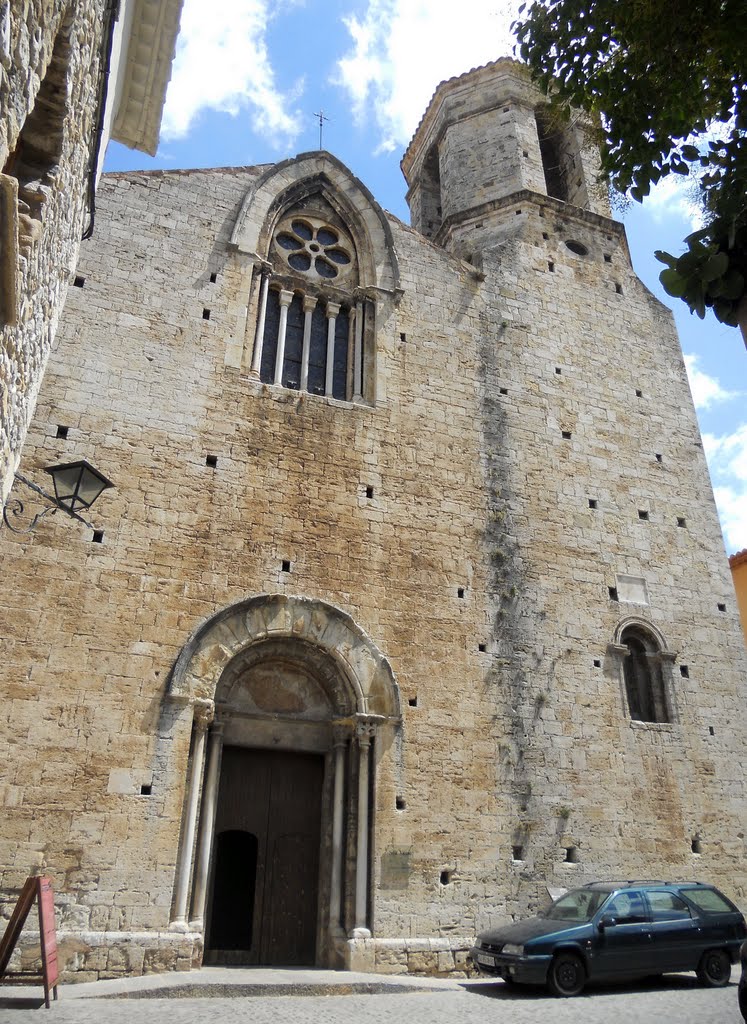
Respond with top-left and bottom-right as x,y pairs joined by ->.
76,466 -> 108,508
51,465 -> 83,506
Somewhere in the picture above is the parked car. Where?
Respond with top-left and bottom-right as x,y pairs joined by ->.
739,938 -> 747,1022
471,880 -> 746,997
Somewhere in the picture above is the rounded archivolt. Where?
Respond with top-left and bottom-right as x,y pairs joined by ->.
167,594 -> 401,720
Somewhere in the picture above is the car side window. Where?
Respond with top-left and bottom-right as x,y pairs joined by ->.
606,890 -> 648,924
647,891 -> 693,922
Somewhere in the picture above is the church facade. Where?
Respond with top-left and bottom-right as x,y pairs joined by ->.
2,59 -> 746,980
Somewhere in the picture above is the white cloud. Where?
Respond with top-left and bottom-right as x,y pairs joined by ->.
645,174 -> 703,230
161,0 -> 303,149
703,424 -> 747,552
335,0 -> 520,152
684,353 -> 741,410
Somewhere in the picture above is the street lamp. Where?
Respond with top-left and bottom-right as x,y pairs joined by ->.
2,460 -> 114,534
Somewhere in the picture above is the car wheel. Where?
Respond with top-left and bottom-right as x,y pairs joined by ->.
547,952 -> 586,997
696,949 -> 731,987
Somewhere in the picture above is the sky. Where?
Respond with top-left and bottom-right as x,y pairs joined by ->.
105,0 -> 747,556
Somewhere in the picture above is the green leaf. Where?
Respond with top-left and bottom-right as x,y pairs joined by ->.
660,268 -> 687,297
701,252 -> 729,282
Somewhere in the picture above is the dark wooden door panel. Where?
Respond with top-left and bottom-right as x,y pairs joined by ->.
207,746 -> 323,966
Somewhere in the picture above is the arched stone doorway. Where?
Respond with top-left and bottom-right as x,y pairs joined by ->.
167,595 -> 400,969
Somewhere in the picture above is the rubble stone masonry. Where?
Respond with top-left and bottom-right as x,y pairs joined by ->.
0,0 -> 107,506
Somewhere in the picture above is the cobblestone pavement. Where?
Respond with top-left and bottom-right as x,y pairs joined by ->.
0,971 -> 743,1024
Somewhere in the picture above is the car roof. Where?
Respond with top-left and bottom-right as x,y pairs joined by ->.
580,880 -> 710,892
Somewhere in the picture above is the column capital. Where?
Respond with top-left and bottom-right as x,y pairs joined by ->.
278,288 -> 294,307
326,301 -> 341,318
356,713 -> 384,746
303,294 -> 318,313
192,699 -> 214,731
607,642 -> 629,660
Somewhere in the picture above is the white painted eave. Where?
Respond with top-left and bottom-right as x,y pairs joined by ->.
111,0 -> 183,156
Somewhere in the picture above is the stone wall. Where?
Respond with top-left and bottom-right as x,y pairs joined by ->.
1,62 -> 746,982
0,0 -> 107,508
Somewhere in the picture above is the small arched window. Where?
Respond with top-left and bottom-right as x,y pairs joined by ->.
620,626 -> 670,723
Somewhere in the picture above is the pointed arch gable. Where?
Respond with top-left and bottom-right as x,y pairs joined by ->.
230,152 -> 400,295
167,593 -> 401,721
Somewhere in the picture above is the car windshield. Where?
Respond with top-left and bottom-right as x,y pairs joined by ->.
542,889 -> 610,922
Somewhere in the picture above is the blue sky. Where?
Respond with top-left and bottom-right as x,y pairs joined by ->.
105,0 -> 747,555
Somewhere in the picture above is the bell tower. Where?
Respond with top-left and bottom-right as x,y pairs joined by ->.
401,58 -> 610,256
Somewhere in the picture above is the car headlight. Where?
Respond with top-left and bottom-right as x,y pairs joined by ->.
502,942 -> 524,956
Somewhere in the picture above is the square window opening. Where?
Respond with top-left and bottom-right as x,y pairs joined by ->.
638,509 -> 649,521
209,272 -> 217,283
677,517 -> 687,528
512,845 -> 524,862
680,665 -> 689,678
92,530 -> 104,544
73,275 -> 85,288
56,425 -> 69,439
281,560 -> 291,573
205,454 -> 218,468
717,602 -> 726,612
202,308 -> 211,320
396,796 -> 406,811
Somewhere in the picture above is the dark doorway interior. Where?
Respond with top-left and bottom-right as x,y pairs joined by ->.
205,746 -> 323,966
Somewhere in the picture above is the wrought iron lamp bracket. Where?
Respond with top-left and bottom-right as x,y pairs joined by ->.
2,473 -> 94,534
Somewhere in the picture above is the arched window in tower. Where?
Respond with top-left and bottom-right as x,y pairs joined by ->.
620,626 -> 670,723
251,208 -> 372,403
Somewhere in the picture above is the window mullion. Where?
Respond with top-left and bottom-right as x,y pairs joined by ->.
353,300 -> 364,401
300,294 -> 317,392
325,302 -> 340,397
274,289 -> 294,386
250,271 -> 270,376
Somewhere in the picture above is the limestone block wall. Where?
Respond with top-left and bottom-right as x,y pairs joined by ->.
472,193 -> 747,899
0,166 -> 506,977
0,0 -> 107,507
1,152 -> 746,983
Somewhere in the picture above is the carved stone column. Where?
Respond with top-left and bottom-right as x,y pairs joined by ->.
189,719 -> 224,929
300,294 -> 317,392
273,288 -> 294,386
325,302 -> 341,397
249,270 -> 270,376
353,300 -> 364,401
170,700 -> 213,931
329,726 -> 348,932
351,715 -> 378,938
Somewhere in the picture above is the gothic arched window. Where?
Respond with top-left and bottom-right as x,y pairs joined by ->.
250,206 -> 373,403
620,626 -> 670,723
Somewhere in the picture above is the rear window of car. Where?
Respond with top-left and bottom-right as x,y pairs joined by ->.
680,887 -> 736,914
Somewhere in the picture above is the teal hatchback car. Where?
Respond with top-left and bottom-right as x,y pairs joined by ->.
471,881 -> 746,997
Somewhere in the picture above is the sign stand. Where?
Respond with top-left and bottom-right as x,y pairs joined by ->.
0,876 -> 59,1007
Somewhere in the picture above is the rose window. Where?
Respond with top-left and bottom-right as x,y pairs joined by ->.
273,217 -> 354,283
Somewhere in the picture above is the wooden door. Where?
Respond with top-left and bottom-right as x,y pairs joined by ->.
206,747 -> 323,966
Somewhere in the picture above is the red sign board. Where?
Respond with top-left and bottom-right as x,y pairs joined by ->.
0,876 -> 59,1007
